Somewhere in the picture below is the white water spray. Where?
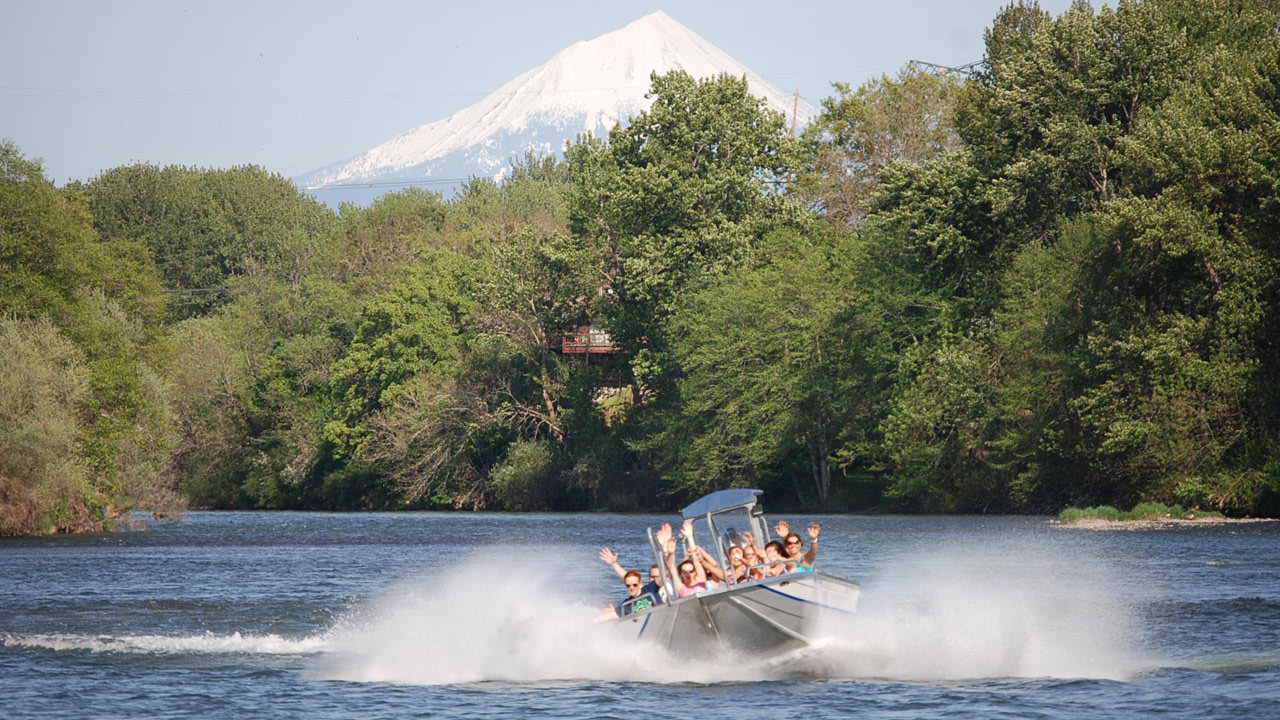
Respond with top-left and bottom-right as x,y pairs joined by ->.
309,544 -> 1148,685
801,545 -> 1146,681
308,550 -> 764,685
2,543 -> 1148,684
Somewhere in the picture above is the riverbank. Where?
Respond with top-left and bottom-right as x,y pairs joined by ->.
1055,516 -> 1280,531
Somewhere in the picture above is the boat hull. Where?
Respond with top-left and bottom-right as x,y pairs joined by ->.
618,570 -> 859,656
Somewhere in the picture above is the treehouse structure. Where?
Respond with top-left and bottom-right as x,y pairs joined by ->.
560,324 -> 621,357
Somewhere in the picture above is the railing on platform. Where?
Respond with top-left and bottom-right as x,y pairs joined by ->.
560,325 -> 620,355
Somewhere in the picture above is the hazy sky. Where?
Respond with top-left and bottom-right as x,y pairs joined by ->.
3,0 -> 1076,185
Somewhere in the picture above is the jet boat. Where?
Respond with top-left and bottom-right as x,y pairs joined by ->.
615,488 -> 859,656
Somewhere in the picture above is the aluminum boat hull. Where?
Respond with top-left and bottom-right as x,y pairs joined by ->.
618,570 -> 860,656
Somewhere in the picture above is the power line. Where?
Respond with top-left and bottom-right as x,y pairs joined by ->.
0,75 -> 827,105
302,177 -> 476,191
0,82 -> 651,103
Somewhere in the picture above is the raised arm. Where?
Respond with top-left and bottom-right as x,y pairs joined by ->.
657,524 -> 685,594
741,531 -> 765,575
658,533 -> 688,596
694,545 -> 726,583
802,523 -> 820,567
598,546 -> 627,580
681,520 -> 709,585
774,520 -> 790,540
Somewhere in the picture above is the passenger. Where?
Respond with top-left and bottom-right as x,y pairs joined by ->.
647,564 -> 669,602
740,532 -> 767,580
658,522 -> 714,597
727,544 -> 752,584
763,540 -> 789,577
681,519 -> 723,589
599,546 -> 664,602
593,569 -> 658,622
674,557 -> 710,596
692,543 -> 727,584
775,520 -> 820,571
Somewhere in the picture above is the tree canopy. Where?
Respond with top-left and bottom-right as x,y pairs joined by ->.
4,0 -> 1280,534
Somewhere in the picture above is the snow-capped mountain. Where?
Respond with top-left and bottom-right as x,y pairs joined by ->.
296,10 -> 817,206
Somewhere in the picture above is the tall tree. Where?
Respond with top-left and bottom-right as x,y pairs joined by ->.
796,65 -> 963,229
566,70 -> 803,398
662,227 -> 872,505
1,142 -> 176,533
869,0 -> 1280,513
87,164 -> 335,317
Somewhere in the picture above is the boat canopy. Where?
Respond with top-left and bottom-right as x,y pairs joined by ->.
681,488 -> 763,519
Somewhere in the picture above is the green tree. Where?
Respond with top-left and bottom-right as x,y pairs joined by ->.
796,65 -> 963,229
880,337 -> 1001,512
323,254 -> 473,460
662,228 -> 866,505
957,1 -> 1188,234
163,186 -> 447,510
566,71 -> 803,394
1,141 -> 95,322
1,142 -> 177,532
451,150 -> 572,238
358,368 -> 503,508
886,0 -> 1280,514
88,163 -> 335,317
0,315 -> 93,535
472,228 -> 596,446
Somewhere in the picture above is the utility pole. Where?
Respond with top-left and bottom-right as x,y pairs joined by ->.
790,89 -> 799,138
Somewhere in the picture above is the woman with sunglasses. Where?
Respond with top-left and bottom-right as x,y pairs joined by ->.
657,521 -> 716,597
775,520 -> 820,572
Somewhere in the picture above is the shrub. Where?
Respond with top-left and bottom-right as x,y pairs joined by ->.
0,316 -> 94,535
490,439 -> 558,510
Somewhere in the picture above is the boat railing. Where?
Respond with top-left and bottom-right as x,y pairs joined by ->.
646,525 -> 678,605
641,489 -> 796,600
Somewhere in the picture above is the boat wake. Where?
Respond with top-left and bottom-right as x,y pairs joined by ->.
308,545 -> 1151,685
775,548 -> 1148,682
307,551 -> 754,685
2,545 -> 1150,684
0,630 -> 325,656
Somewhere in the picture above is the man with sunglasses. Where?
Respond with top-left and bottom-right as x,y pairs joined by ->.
593,567 -> 660,621
595,545 -> 664,621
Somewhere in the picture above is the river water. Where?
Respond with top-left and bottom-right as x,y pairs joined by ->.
2,512 -> 1277,718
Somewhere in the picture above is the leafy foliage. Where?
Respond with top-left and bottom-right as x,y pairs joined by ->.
567,71 -> 803,367
797,65 -> 962,228
87,163 -> 336,317
661,228 -> 867,505
864,0 -> 1280,513
1,143 -> 177,533
6,0 -> 1280,529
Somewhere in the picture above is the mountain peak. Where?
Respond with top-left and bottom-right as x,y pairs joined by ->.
297,11 -> 816,204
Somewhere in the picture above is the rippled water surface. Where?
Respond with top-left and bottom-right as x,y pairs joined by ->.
2,512 -> 1277,718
